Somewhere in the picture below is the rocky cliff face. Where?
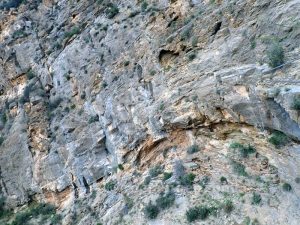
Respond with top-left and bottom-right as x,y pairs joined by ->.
0,0 -> 300,224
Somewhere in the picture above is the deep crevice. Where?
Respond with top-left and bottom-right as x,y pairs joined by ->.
211,21 -> 222,36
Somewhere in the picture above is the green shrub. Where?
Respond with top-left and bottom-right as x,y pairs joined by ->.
51,214 -> 63,224
282,183 -> 292,192
239,145 -> 256,158
31,203 -> 56,216
251,192 -> 262,205
250,38 -> 256,49
186,207 -> 200,222
123,61 -> 130,67
88,115 -> 99,124
267,41 -> 284,68
141,1 -> 148,12
295,177 -> 300,184
291,96 -> 300,110
268,131 -> 289,148
163,172 -> 173,181
65,27 -> 80,39
26,70 -> 35,80
156,191 -> 175,210
231,161 -> 248,176
187,145 -> 199,154
222,200 -> 234,213
191,36 -> 198,47
188,53 -> 196,61
144,176 -> 151,185
144,201 -> 159,219
105,180 -> 116,191
181,25 -> 193,41
0,136 -> 4,146
230,142 -> 256,158
229,142 -> 244,149
1,113 -> 7,125
118,164 -> 124,170
180,173 -> 196,186
186,206 -> 210,222
0,197 -> 12,220
149,165 -> 163,178
220,176 -> 227,184
11,203 -> 58,225
106,3 -> 119,19
150,70 -> 156,76
0,0 -> 25,9
199,176 -> 210,189
243,216 -> 251,225
124,195 -> 134,210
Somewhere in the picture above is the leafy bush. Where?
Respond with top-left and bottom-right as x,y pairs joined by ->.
181,25 -> 193,41
180,173 -> 196,186
1,113 -> 7,125
291,96 -> 300,110
118,164 -> 124,170
123,61 -> 130,67
229,142 -> 244,149
0,197 -> 11,220
187,145 -> 199,154
106,3 -> 119,19
188,53 -> 196,61
163,172 -> 173,181
51,214 -> 63,224
141,1 -> 148,12
124,195 -> 134,211
156,191 -> 175,210
150,70 -> 156,76
144,176 -> 151,185
0,0 -> 25,9
65,27 -> 80,39
251,192 -> 262,205
282,183 -> 292,192
231,161 -> 248,176
295,177 -> 300,184
230,142 -> 256,158
222,200 -> 234,213
239,145 -> 256,158
220,176 -> 227,184
199,176 -> 210,189
11,203 -> 58,225
268,131 -> 289,148
105,180 -> 116,191
267,41 -> 284,68
144,201 -> 159,219
0,136 -> 4,146
149,165 -> 163,178
26,70 -> 35,80
186,206 -> 210,222
31,203 -> 56,216
88,115 -> 99,124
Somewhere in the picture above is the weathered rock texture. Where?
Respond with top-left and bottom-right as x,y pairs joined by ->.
0,0 -> 300,224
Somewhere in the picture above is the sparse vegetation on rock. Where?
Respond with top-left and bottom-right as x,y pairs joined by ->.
105,180 -> 116,191
267,40 -> 284,68
268,131 -> 289,148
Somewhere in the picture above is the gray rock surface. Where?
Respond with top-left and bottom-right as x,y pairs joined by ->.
0,0 -> 300,224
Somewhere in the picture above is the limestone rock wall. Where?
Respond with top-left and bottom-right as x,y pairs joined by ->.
0,0 -> 300,224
